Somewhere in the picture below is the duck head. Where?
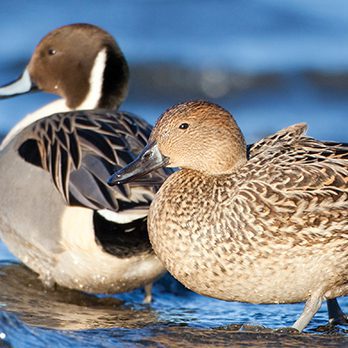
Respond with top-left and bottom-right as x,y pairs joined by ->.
108,100 -> 247,185
0,23 -> 129,110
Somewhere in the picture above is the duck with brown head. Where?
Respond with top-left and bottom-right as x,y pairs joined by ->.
0,23 -> 129,147
109,100 -> 348,331
0,23 -> 169,301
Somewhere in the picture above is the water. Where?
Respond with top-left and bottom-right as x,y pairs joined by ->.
0,1 -> 347,346
0,262 -> 347,347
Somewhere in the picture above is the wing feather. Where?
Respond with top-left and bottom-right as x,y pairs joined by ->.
18,110 -> 171,212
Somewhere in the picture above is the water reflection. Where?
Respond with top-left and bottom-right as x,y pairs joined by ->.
0,261 -> 159,330
0,261 -> 347,347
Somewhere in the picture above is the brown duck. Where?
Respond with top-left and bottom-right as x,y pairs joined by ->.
109,100 -> 348,331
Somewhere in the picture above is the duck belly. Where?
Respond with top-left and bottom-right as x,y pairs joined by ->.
185,254 -> 344,304
149,205 -> 347,304
157,242 -> 346,304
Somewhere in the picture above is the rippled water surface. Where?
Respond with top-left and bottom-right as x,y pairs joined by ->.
0,1 -> 347,347
0,262 -> 347,347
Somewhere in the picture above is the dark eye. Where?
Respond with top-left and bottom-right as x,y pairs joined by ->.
179,123 -> 189,130
48,48 -> 57,56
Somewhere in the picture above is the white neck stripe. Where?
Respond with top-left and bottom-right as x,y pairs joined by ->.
78,48 -> 107,110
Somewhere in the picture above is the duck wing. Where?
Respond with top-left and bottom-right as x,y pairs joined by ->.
246,123 -> 348,192
232,124 -> 348,239
17,110 -> 169,212
247,123 -> 308,158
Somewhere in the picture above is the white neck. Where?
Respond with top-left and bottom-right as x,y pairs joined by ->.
78,48 -> 107,110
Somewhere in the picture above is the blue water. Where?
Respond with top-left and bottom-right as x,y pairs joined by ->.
0,1 -> 347,346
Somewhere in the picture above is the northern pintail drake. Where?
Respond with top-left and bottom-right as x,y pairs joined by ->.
0,23 -> 167,300
110,100 -> 348,330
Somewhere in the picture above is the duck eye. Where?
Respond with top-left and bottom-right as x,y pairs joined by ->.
179,123 -> 189,130
48,48 -> 57,56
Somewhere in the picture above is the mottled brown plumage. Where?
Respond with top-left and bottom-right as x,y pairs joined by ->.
110,100 -> 348,331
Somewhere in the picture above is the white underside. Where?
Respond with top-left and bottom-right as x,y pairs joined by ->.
0,202 -> 164,294
53,206 -> 164,293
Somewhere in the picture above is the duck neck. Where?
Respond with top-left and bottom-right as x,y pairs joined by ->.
184,143 -> 248,176
75,46 -> 129,111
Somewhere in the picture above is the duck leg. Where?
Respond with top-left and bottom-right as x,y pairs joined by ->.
292,293 -> 323,332
327,298 -> 348,325
143,283 -> 153,304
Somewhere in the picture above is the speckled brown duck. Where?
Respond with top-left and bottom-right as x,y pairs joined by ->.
109,100 -> 348,330
0,24 -> 168,301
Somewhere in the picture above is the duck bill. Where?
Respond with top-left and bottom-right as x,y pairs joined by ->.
108,142 -> 169,186
0,68 -> 38,99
